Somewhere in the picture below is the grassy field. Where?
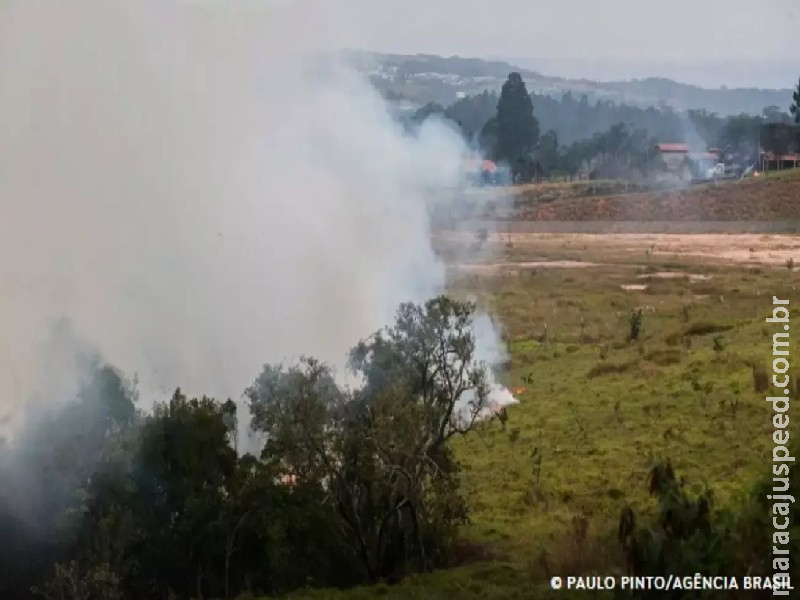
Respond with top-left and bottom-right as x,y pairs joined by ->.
276,232 -> 798,600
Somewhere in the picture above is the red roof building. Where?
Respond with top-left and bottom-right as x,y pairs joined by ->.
462,156 -> 498,174
481,159 -> 497,173
655,143 -> 689,153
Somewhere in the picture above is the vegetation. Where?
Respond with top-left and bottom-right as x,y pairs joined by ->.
411,73 -> 799,180
791,77 -> 800,124
284,238 -> 799,599
3,234 -> 797,599
0,297 -> 495,599
481,73 -> 540,182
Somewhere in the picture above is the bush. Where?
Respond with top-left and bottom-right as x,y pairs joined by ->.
629,309 -> 643,342
619,448 -> 800,594
751,363 -> 770,393
618,461 -> 729,585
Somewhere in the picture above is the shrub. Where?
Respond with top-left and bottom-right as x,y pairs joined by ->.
629,309 -> 643,342
751,363 -> 769,393
618,461 -> 728,585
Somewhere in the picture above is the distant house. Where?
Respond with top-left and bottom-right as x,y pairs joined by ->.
481,159 -> 497,175
760,152 -> 799,172
686,150 -> 721,179
652,143 -> 691,182
462,155 -> 510,185
654,143 -> 688,167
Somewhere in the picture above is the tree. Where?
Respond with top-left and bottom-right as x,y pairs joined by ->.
478,117 -> 498,157
131,391 -> 240,598
492,73 -> 539,181
0,298 -> 496,598
536,130 -> 561,177
0,357 -> 138,600
791,77 -> 800,124
247,296 -> 488,583
762,105 -> 791,124
445,90 -> 499,142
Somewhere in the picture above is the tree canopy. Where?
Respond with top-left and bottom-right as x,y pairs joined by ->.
409,73 -> 798,180
0,296 -> 492,599
485,73 -> 540,181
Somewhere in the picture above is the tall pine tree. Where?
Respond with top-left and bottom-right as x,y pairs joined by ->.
492,73 -> 539,181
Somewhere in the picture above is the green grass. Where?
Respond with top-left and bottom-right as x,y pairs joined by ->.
756,167 -> 800,180
275,240 -> 798,600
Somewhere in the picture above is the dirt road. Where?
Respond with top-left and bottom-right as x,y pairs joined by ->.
437,231 -> 800,268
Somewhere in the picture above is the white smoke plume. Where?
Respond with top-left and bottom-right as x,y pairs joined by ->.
0,0 -> 515,443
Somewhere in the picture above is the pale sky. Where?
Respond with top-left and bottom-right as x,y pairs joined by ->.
340,0 -> 799,63
75,2 -> 800,86
4,1 -> 797,87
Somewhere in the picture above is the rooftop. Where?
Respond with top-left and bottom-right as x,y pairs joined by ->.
656,143 -> 689,153
760,152 -> 799,161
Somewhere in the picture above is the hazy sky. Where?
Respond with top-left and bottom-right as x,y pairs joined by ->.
342,0 -> 798,62
309,0 -> 797,87
16,1 -> 793,86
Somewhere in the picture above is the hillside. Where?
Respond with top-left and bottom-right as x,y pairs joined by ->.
345,51 -> 792,116
497,170 -> 800,222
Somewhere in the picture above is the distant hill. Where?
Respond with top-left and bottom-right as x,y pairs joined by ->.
499,57 -> 798,91
345,51 -> 794,116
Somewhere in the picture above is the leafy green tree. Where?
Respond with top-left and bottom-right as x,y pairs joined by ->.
492,73 -> 539,181
791,77 -> 800,124
32,561 -> 124,600
478,117 -> 498,157
246,357 -> 420,583
130,391 -> 238,598
445,90 -> 499,141
347,296 -> 486,573
0,357 -> 137,599
536,130 -> 561,176
1,298 -> 497,598
247,296 -> 487,584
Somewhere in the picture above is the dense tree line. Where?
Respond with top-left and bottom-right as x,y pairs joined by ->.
0,297 -> 492,599
792,77 -> 800,124
410,72 -> 799,181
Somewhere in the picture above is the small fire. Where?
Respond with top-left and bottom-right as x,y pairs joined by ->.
512,386 -> 527,396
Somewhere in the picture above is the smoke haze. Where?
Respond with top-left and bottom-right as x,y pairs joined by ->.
0,1 -> 511,438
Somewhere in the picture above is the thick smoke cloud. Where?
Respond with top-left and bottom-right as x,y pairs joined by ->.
0,1 -> 512,439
